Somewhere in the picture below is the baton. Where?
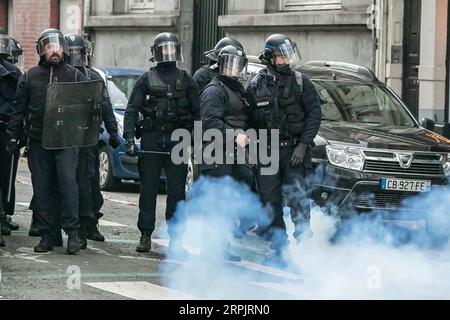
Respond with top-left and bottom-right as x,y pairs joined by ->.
119,150 -> 171,156
7,152 -> 15,203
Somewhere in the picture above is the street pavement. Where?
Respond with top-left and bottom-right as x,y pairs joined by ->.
0,160 -> 304,300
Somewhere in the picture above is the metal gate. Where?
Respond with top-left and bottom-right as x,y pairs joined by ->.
192,0 -> 228,73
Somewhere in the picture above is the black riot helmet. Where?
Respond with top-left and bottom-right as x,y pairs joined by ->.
0,28 -> 11,58
8,38 -> 24,62
36,28 -> 68,57
259,34 -> 301,67
150,32 -> 183,64
65,34 -> 88,67
204,37 -> 244,62
217,45 -> 248,79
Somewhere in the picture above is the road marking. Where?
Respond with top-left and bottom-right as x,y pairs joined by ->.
251,281 -> 307,299
98,219 -> 127,227
152,238 -> 303,281
229,260 -> 303,280
85,281 -> 197,300
16,202 -> 31,207
152,238 -> 201,256
103,193 -> 138,206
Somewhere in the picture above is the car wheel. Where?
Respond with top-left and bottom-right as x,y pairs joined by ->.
99,145 -> 122,191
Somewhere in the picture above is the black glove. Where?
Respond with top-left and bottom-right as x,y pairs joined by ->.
125,139 -> 138,157
290,143 -> 308,168
6,139 -> 18,155
109,133 -> 121,149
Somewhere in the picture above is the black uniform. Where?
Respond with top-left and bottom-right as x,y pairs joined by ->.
76,67 -> 118,225
200,75 -> 253,187
246,67 -> 321,249
0,59 -> 22,236
193,65 -> 216,94
7,60 -> 86,239
123,62 -> 200,240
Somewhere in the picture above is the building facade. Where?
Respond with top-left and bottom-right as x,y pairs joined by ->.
1,0 -> 449,124
0,0 -> 84,71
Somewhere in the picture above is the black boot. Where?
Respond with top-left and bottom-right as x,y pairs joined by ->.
0,220 -> 11,236
79,223 -> 88,250
67,230 -> 81,255
28,215 -> 40,237
135,232 -> 152,253
0,221 -> 5,247
6,216 -> 19,231
34,234 -> 54,253
86,223 -> 105,242
52,229 -> 63,247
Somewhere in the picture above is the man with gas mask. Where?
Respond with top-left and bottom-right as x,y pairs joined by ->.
123,32 -> 200,256
64,34 -> 120,249
193,37 -> 244,94
7,28 -> 89,254
200,44 -> 254,261
0,29 -> 22,246
246,34 -> 321,267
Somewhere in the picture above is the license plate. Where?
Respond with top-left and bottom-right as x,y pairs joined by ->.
380,178 -> 431,192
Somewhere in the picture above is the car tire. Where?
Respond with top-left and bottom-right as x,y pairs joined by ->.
99,145 -> 122,191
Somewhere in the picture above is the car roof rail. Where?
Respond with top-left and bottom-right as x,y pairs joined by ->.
303,61 -> 378,81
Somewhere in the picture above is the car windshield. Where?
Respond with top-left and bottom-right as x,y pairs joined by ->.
107,75 -> 140,115
314,80 -> 417,128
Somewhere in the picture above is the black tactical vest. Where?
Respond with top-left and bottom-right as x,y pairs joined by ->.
208,78 -> 249,130
26,63 -> 81,140
252,71 -> 304,139
142,68 -> 192,132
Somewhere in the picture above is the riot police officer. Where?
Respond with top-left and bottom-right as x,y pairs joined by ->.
0,29 -> 22,244
7,28 -> 87,254
193,37 -> 244,94
123,32 -> 200,255
246,34 -> 321,266
6,37 -> 24,72
65,34 -> 120,249
200,45 -> 254,261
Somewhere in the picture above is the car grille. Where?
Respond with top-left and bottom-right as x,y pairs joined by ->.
364,160 -> 443,176
354,192 -> 418,210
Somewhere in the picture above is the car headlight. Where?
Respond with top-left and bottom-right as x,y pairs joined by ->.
443,154 -> 450,176
326,144 -> 364,171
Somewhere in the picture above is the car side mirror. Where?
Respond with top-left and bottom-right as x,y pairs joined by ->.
421,118 -> 435,131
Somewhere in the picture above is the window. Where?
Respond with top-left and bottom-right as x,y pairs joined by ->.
129,0 -> 154,13
281,0 -> 341,11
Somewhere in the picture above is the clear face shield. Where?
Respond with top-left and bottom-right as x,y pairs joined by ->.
0,34 -> 11,56
67,47 -> 87,67
153,41 -> 183,63
272,40 -> 301,67
219,54 -> 248,79
37,33 -> 67,56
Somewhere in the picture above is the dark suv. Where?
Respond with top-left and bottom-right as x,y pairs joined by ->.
245,60 -> 450,222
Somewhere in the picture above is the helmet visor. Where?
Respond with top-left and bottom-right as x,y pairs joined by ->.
0,34 -> 11,56
153,41 -> 183,63
273,41 -> 301,66
37,33 -> 67,56
219,54 -> 247,78
67,48 -> 87,67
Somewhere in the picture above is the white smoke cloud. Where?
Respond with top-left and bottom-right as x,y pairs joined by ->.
161,173 -> 450,299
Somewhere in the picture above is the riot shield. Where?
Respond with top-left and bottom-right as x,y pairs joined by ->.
42,80 -> 103,149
